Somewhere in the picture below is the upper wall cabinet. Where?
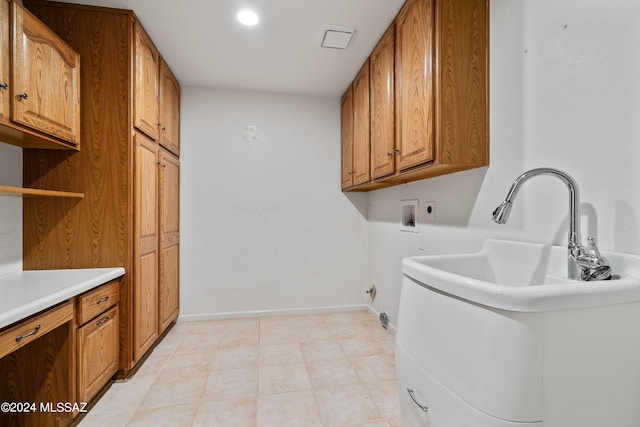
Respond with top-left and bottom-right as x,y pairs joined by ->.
0,1 -> 9,127
352,60 -> 371,187
341,61 -> 371,190
0,0 -> 80,149
158,59 -> 180,155
395,0 -> 435,171
342,0 -> 489,191
134,23 -> 160,141
370,24 -> 396,180
134,26 -> 180,156
340,85 -> 354,190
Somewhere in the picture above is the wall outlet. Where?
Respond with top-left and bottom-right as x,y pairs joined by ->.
425,201 -> 436,219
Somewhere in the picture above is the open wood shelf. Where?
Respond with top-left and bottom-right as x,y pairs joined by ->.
0,185 -> 84,198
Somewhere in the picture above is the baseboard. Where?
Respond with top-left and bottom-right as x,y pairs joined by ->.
178,304 -> 369,322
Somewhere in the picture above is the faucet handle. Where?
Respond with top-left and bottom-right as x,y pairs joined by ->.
574,237 -> 612,281
587,237 -> 605,263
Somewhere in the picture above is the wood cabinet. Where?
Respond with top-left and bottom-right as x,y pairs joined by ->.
23,0 -> 180,375
159,59 -> 180,155
13,0 -> 80,144
134,133 -> 160,360
395,0 -> 435,171
341,0 -> 488,191
0,0 -> 80,150
0,301 -> 73,359
340,86 -> 354,190
370,25 -> 396,180
352,61 -> 371,186
0,302 -> 74,427
76,280 -> 120,325
76,280 -> 119,402
134,29 -> 180,156
0,0 -> 9,122
134,24 -> 160,141
159,149 -> 179,333
341,61 -> 371,190
0,274 -> 121,426
77,306 -> 118,402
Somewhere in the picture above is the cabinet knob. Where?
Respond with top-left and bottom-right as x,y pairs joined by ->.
0,82 -> 7,90
19,92 -> 28,100
394,148 -> 401,154
387,152 -> 394,158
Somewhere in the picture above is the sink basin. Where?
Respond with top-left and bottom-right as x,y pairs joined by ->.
397,239 -> 640,426
402,239 -> 640,312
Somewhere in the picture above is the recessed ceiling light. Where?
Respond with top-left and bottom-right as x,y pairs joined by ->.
236,8 -> 259,26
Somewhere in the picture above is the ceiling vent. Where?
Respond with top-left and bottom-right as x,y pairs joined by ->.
320,26 -> 355,49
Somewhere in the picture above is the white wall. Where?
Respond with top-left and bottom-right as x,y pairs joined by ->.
0,143 -> 22,275
180,87 -> 369,318
368,0 -> 640,326
3,0 -> 636,324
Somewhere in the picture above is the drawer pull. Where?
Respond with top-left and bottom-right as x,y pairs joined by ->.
96,296 -> 109,305
15,324 -> 41,342
96,316 -> 110,327
407,388 -> 429,413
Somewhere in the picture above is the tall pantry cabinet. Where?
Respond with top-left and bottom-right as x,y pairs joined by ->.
22,0 -> 180,374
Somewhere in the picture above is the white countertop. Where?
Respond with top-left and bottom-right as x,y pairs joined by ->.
0,267 -> 125,330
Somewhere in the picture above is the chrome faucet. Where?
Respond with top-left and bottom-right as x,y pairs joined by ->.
492,168 -> 612,281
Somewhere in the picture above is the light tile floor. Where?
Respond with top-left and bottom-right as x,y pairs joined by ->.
78,311 -> 402,427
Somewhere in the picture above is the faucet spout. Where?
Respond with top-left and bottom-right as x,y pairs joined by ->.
492,168 -> 611,281
492,168 -> 581,247
491,200 -> 513,224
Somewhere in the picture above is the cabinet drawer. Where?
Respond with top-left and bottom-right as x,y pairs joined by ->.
76,280 -> 119,325
0,301 -> 73,359
395,345 -> 537,426
77,306 -> 119,402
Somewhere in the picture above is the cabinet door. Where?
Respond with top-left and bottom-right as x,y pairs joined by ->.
352,61 -> 370,186
77,306 -> 118,402
12,1 -> 80,145
159,149 -> 179,333
0,0 -> 9,121
134,133 -> 159,362
134,23 -> 159,141
340,86 -> 354,190
370,25 -> 395,179
159,59 -> 180,155
395,0 -> 434,170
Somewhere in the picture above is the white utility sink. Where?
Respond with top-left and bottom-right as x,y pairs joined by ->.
396,239 -> 640,427
402,239 -> 640,312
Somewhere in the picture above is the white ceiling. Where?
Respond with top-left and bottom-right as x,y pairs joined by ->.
54,0 -> 406,97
